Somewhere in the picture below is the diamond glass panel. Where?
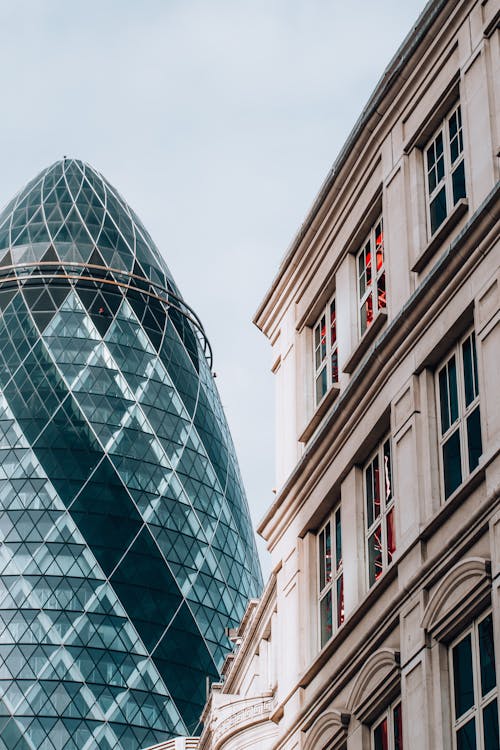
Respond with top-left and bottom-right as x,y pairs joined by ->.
0,160 -> 262,747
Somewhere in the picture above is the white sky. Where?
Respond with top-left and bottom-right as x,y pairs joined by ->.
0,0 -> 426,575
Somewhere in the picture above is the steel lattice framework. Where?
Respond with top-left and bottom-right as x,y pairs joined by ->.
0,159 -> 262,750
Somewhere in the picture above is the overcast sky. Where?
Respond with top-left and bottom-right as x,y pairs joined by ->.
0,0 -> 426,574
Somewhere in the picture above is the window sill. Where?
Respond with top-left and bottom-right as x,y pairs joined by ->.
421,462 -> 485,542
343,310 -> 387,375
411,198 -> 468,274
299,384 -> 340,443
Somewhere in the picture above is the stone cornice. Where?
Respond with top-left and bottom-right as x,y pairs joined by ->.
253,0 -> 467,334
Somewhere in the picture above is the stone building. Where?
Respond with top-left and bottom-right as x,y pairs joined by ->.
195,0 -> 500,747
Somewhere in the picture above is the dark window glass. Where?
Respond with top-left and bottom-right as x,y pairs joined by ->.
430,186 -> 447,234
479,615 -> 496,697
449,114 -> 458,148
443,429 -> 462,499
335,508 -> 342,570
320,317 -> 326,360
393,703 -> 403,750
358,252 -> 366,297
365,241 -> 372,287
427,141 -> 436,168
314,325 -> 321,369
436,131 -> 444,159
336,574 -> 344,627
448,356 -> 459,424
467,407 -> 482,473
439,366 -> 450,434
368,525 -> 382,587
472,335 -> 479,398
452,161 -> 466,204
315,367 -> 327,404
330,301 -> 336,347
453,634 -> 475,718
374,717 -> 389,750
378,271 -> 386,311
456,719 -> 477,750
483,699 -> 499,750
319,522 -> 331,591
428,157 -> 437,193
462,336 -> 474,406
331,351 -> 338,383
361,293 -> 374,335
366,461 -> 375,528
383,439 -> 392,503
386,508 -> 395,564
320,589 -> 332,648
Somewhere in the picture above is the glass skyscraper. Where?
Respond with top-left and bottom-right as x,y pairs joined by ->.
0,159 -> 262,750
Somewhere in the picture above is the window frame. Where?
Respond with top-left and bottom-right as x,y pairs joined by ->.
356,216 -> 386,338
424,102 -> 466,237
371,699 -> 403,750
312,294 -> 338,408
436,328 -> 482,501
449,611 -> 498,750
363,435 -> 396,589
317,502 -> 344,648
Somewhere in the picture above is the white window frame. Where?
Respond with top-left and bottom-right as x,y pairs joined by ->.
449,611 -> 498,750
317,503 -> 343,648
363,436 -> 395,589
313,294 -> 338,407
424,102 -> 466,237
436,329 -> 482,501
371,699 -> 403,750
356,216 -> 386,337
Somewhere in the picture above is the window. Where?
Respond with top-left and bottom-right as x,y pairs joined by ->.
364,437 -> 395,588
313,296 -> 338,406
437,330 -> 482,500
357,217 -> 386,336
372,701 -> 403,750
450,612 -> 498,750
318,504 -> 344,647
425,103 -> 466,236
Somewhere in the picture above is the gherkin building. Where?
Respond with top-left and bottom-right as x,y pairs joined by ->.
0,159 -> 262,750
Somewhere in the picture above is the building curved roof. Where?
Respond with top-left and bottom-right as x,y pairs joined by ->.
0,158 -> 176,291
0,158 -> 212,366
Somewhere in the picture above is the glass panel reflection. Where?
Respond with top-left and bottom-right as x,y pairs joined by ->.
0,159 -> 263,749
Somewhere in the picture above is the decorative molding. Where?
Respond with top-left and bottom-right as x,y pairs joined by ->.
421,557 -> 491,642
211,695 -> 277,750
347,647 -> 400,724
303,710 -> 350,750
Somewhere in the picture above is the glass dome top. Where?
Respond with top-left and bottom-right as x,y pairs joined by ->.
0,158 -> 176,291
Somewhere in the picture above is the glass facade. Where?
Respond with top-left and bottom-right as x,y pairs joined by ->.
0,159 -> 262,749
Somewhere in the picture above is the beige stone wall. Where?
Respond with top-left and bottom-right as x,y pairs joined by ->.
196,1 -> 500,749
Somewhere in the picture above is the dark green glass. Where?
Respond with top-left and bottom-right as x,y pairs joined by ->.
453,634 -> 474,718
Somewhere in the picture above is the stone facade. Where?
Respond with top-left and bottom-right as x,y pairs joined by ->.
196,0 -> 500,748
